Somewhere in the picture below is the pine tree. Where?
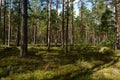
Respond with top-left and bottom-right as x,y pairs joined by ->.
20,0 -> 28,57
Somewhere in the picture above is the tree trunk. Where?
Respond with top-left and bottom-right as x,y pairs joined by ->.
80,0 -> 84,42
8,0 -> 12,47
115,2 -> 119,49
65,0 -> 69,53
20,0 -> 28,57
55,0 -> 58,47
3,0 -> 6,45
46,0 -> 49,46
17,0 -> 21,46
62,0 -> 65,49
71,0 -> 74,45
47,0 -> 52,51
0,0 -> 2,40
33,24 -> 37,44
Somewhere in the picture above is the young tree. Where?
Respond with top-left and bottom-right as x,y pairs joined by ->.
99,6 -> 114,47
20,0 -> 28,57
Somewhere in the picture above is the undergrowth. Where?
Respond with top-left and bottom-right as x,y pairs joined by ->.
0,46 -> 119,80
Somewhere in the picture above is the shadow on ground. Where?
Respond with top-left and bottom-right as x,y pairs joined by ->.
0,46 -> 119,80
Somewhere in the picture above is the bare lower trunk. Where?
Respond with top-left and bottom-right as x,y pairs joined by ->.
115,3 -> 119,49
17,0 -> 21,46
55,0 -> 58,47
65,0 -> 69,53
62,0 -> 65,49
47,0 -> 52,51
20,0 -> 28,57
3,0 -> 6,44
33,24 -> 37,44
8,0 -> 12,47
0,0 -> 2,39
71,0 -> 74,45
46,0 -> 48,46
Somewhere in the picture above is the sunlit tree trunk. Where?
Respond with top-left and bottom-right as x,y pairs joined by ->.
17,0 -> 21,46
80,0 -> 84,42
62,0 -> 65,48
47,0 -> 52,51
55,0 -> 58,47
20,0 -> 28,57
115,1 -> 119,49
8,0 -> 12,47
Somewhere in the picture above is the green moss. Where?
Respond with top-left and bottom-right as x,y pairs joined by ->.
0,46 -> 119,80
92,68 -> 120,80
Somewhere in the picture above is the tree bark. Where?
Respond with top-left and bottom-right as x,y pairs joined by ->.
20,0 -> 28,57
17,0 -> 21,46
55,0 -> 58,47
3,0 -> 6,45
65,0 -> 69,53
62,0 -> 65,49
0,0 -> 2,40
33,24 -> 37,44
47,0 -> 52,51
80,0 -> 84,42
71,0 -> 74,45
46,0 -> 49,46
115,2 -> 119,49
8,0 -> 12,47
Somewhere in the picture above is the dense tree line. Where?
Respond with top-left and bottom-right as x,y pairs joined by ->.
0,0 -> 120,56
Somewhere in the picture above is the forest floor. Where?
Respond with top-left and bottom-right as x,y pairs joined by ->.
0,46 -> 120,80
